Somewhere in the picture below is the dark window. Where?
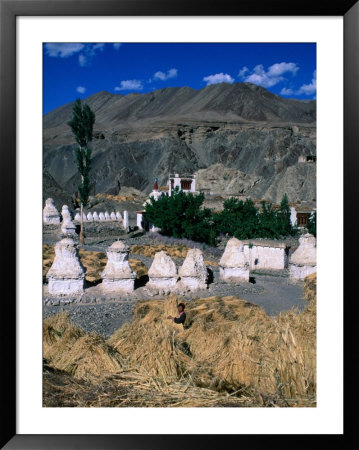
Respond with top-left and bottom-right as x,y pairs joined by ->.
181,180 -> 192,190
297,213 -> 309,226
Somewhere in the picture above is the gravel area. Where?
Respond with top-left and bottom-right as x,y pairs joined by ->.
43,301 -> 136,339
43,271 -> 306,339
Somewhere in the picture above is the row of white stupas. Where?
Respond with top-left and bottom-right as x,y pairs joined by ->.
45,235 -> 317,297
46,238 -> 209,296
72,210 -> 126,223
43,198 -> 129,229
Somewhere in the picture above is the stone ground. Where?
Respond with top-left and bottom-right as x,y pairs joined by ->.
43,227 -> 306,339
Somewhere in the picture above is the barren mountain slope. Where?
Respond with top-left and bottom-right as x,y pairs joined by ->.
43,83 -> 316,204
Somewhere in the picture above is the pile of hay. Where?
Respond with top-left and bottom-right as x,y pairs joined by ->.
95,193 -> 135,202
108,275 -> 316,401
108,295 -> 276,392
43,244 -> 148,284
128,259 -> 148,279
108,296 -> 189,383
43,359 -> 270,407
43,275 -> 316,405
78,249 -> 107,283
43,310 -> 261,407
204,260 -> 218,267
43,313 -> 123,381
130,244 -> 189,258
43,312 -> 84,359
272,272 -> 316,398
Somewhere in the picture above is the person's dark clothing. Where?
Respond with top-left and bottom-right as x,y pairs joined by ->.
173,311 -> 186,325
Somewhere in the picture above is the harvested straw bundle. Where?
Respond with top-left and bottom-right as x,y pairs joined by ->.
179,296 -> 277,391
271,273 -> 316,398
44,276 -> 316,402
130,244 -> 188,258
108,295 -> 189,383
43,360 -> 265,408
108,281 -> 316,400
78,249 -> 107,283
50,334 -> 123,381
43,312 -> 84,362
43,313 -> 123,381
128,259 -> 148,279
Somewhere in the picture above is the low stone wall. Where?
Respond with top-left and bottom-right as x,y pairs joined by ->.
243,241 -> 288,270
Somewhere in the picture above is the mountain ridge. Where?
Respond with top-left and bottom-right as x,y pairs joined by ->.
43,82 -> 316,205
44,82 -> 315,127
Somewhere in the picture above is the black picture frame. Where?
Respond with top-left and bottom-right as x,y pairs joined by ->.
1,0 -> 356,448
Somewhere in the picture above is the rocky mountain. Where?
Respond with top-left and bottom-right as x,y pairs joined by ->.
43,169 -> 73,209
43,82 -> 316,205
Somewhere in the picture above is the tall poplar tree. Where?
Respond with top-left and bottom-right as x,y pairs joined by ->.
67,99 -> 95,244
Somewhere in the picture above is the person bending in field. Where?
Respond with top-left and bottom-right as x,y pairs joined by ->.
167,302 -> 186,325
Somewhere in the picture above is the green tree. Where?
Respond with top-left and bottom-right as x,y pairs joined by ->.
145,188 -> 216,245
215,197 -> 260,239
259,201 -> 280,239
67,99 -> 95,243
307,210 -> 316,237
276,193 -> 292,237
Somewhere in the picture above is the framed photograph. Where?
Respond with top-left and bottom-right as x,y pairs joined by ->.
1,0 -> 356,448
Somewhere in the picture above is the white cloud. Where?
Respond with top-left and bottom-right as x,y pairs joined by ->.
78,43 -> 105,67
44,43 -> 85,58
92,43 -> 105,52
114,80 -> 144,91
78,54 -> 88,67
203,73 -> 235,85
239,62 -> 299,88
267,62 -> 299,77
153,68 -> 178,81
113,43 -> 122,50
45,43 -> 106,66
297,71 -> 316,95
238,66 -> 249,78
280,87 -> 294,96
76,86 -> 86,94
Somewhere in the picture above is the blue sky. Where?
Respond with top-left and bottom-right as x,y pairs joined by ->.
43,43 -> 316,115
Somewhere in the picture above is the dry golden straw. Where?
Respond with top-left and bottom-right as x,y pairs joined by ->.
43,274 -> 316,406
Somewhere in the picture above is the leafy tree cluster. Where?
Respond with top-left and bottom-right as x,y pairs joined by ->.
145,189 -> 297,245
144,188 -> 216,245
215,193 -> 296,240
213,197 -> 260,239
